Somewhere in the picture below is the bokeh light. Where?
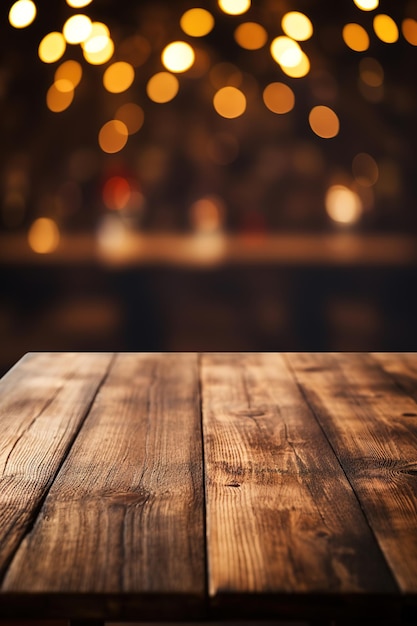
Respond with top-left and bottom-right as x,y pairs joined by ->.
342,23 -> 370,52
353,0 -> 379,10
281,52 -> 310,78
28,218 -> 60,253
373,14 -> 399,43
402,18 -> 417,46
115,103 -> 144,135
46,83 -> 74,112
54,79 -> 73,93
234,22 -> 267,50
55,60 -> 82,89
282,12 -> 313,42
352,153 -> 379,186
263,82 -> 295,114
309,106 -> 340,139
98,120 -> 128,153
325,185 -> 363,224
213,86 -> 246,118
82,22 -> 110,54
218,0 -> 251,16
83,38 -> 114,64
63,14 -> 92,45
190,196 -> 225,232
103,62 -> 135,93
66,0 -> 93,7
359,57 -> 384,86
162,41 -> 195,73
103,177 -> 131,211
180,9 -> 215,37
146,72 -> 179,103
9,0 -> 37,29
270,37 -> 303,68
38,32 -> 66,64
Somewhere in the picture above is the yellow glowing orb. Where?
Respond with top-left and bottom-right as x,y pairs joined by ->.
326,186 -> 363,224
218,0 -> 250,16
66,0 -> 93,7
115,103 -> 144,135
213,86 -> 246,119
46,83 -> 74,112
373,14 -> 399,43
234,22 -> 267,50
180,8 -> 215,37
83,38 -> 114,64
282,12 -> 313,41
28,218 -> 60,253
353,0 -> 379,10
82,22 -> 110,53
263,82 -> 295,114
54,79 -> 74,93
38,32 -> 66,63
103,62 -> 135,93
146,72 -> 179,103
55,60 -> 82,88
309,106 -> 340,139
281,51 -> 310,78
270,37 -> 303,68
98,120 -> 128,154
342,23 -> 370,52
63,14 -> 92,44
9,0 -> 37,28
162,41 -> 195,73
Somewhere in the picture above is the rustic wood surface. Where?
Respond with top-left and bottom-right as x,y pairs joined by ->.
0,352 -> 416,623
2,354 -> 204,616
286,353 -> 417,595
0,353 -> 113,581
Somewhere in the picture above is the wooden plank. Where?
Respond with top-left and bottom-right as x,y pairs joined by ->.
201,353 -> 397,619
2,353 -> 205,620
286,352 -> 417,595
0,352 -> 113,580
371,352 -> 417,405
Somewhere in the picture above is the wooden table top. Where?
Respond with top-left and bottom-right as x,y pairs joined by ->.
0,353 -> 416,624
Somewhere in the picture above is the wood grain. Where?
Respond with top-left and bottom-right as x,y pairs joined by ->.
2,354 -> 204,614
286,352 -> 417,594
371,352 -> 417,405
0,352 -> 113,580
201,353 -> 396,609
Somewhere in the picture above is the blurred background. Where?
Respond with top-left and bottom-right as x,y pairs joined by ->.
1,0 -> 417,374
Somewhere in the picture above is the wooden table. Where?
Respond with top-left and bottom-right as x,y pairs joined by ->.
0,353 -> 416,625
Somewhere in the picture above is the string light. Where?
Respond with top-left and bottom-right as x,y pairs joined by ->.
162,41 -> 195,73
38,32 -> 66,63
218,0 -> 251,16
180,9 -> 215,37
9,0 -> 37,28
309,106 -> 340,139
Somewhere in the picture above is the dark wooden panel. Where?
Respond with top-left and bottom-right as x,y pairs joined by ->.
2,354 -> 204,616
287,352 -> 417,594
0,353 -> 113,580
201,353 -> 396,612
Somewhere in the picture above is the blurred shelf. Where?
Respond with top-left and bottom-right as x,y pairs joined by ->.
1,233 -> 417,268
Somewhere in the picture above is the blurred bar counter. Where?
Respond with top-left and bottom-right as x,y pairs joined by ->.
1,232 -> 417,267
1,233 -> 417,378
